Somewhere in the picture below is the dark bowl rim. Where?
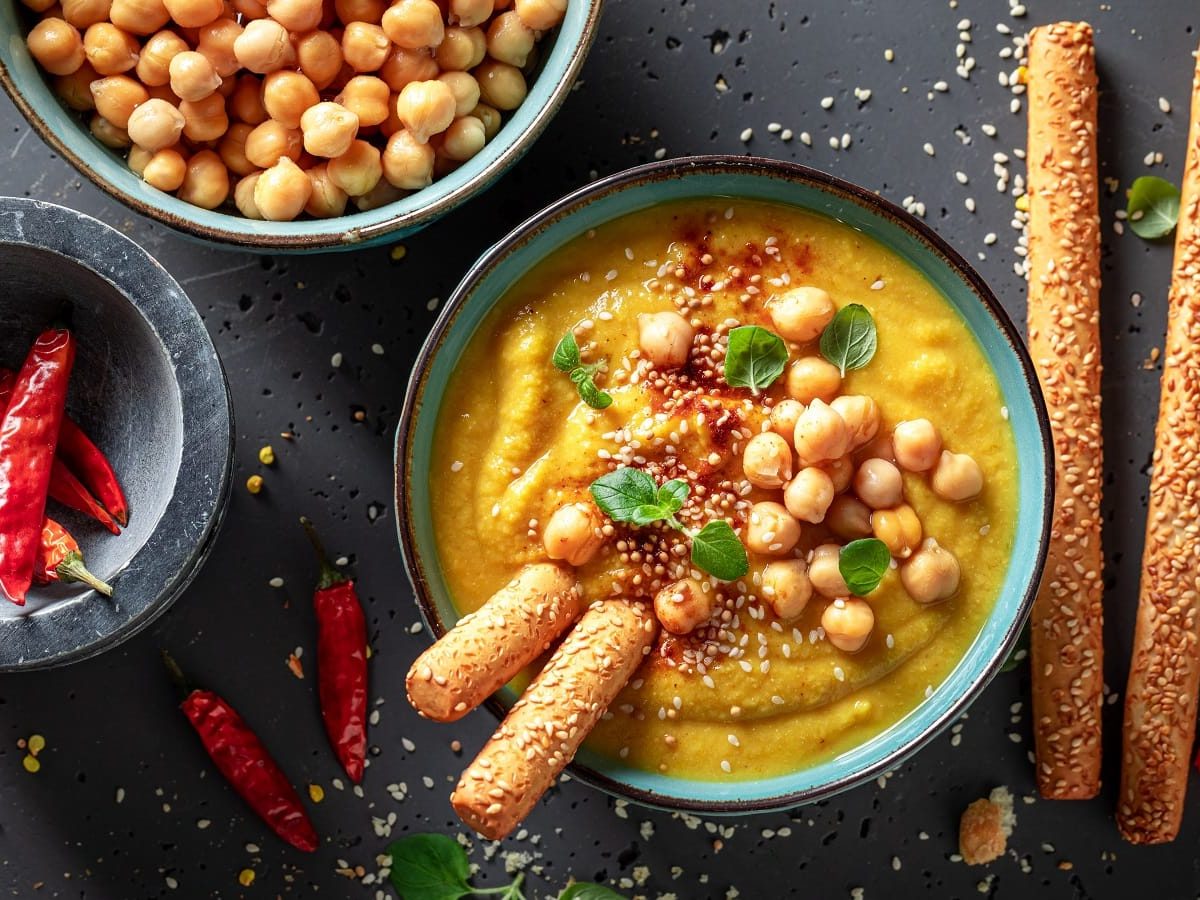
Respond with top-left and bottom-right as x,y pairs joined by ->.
0,196 -> 234,672
0,0 -> 604,251
393,154 -> 1055,814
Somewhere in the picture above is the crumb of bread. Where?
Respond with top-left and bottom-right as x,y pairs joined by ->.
959,786 -> 1016,865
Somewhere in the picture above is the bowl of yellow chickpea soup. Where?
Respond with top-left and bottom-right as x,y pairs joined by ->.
0,0 -> 600,251
396,156 -> 1054,813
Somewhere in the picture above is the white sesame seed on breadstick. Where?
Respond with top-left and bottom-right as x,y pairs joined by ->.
450,600 -> 657,840
1118,48 -> 1200,845
406,563 -> 582,722
1025,21 -> 1105,802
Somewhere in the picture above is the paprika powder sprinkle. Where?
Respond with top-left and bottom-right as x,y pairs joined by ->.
301,517 -> 368,784
0,328 -> 76,605
162,652 -> 319,853
36,519 -> 112,597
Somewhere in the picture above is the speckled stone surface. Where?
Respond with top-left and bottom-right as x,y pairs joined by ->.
0,0 -> 1196,897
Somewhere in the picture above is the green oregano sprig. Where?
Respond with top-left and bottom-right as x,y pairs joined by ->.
552,330 -> 612,410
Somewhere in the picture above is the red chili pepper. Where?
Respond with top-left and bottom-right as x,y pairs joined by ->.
301,517 -> 368,784
49,459 -> 120,535
0,368 -> 128,528
35,518 -> 112,597
0,329 -> 75,605
162,652 -> 318,853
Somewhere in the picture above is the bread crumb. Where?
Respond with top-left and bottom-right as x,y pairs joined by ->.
959,786 -> 1015,865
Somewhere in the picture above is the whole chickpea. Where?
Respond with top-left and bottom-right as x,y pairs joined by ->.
900,538 -> 961,604
136,30 -> 187,85
27,18 -> 85,76
381,0 -> 445,49
439,115 -> 486,161
793,399 -> 851,467
786,356 -> 841,404
196,18 -> 242,77
253,156 -> 312,220
744,501 -> 801,556
435,25 -> 486,70
90,74 -> 147,128
233,172 -> 263,218
61,0 -> 110,29
327,138 -> 382,195
380,46 -> 439,91
108,0 -> 169,33
449,0 -> 491,26
783,467 -> 835,524
742,431 -> 793,490
767,286 -> 836,343
542,502 -> 604,566
469,102 -> 501,139
826,495 -> 873,540
335,0 -> 383,22
857,433 -> 895,464
169,51 -> 222,101
89,113 -> 130,148
21,0 -> 57,12
872,503 -> 922,559
381,128 -> 435,188
141,147 -> 186,189
342,22 -> 390,72
233,0 -> 267,17
300,101 -> 359,158
637,310 -> 694,369
853,458 -> 903,510
217,122 -> 255,174
353,177 -> 405,210
761,559 -> 812,621
54,62 -> 99,109
245,118 -> 302,167
485,10 -> 534,66
822,455 -> 854,493
769,399 -> 805,439
931,450 -> 983,502
233,18 -> 295,74
395,79 -> 457,143
514,0 -> 564,30
304,163 -> 349,218
127,144 -> 153,175
162,0 -> 223,28
229,74 -> 267,124
177,149 -> 229,209
830,395 -> 880,450
294,32 -> 342,90
265,0 -> 321,31
337,75 -> 391,126
808,543 -> 849,599
653,577 -> 713,636
821,597 -> 875,653
262,70 -> 320,129
438,70 -> 481,116
179,92 -> 228,142
475,59 -> 527,110
893,419 -> 942,473
82,23 -> 138,75
126,98 -> 185,151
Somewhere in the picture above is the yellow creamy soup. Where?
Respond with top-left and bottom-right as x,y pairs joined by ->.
432,199 -> 1017,780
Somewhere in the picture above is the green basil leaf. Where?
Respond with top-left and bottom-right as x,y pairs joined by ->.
559,884 -> 626,900
553,331 -> 581,372
590,468 -> 658,522
838,538 -> 891,595
1000,622 -> 1030,673
690,520 -> 749,581
656,479 -> 689,513
576,376 -> 613,410
1127,175 -> 1181,240
630,503 -> 670,526
724,325 -> 789,390
819,303 -> 877,376
386,834 -> 472,900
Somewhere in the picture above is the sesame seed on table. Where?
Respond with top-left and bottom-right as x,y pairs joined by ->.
0,0 -> 1195,897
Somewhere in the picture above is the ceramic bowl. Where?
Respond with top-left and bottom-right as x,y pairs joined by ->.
395,156 -> 1054,813
0,2 -> 603,252
0,197 -> 232,672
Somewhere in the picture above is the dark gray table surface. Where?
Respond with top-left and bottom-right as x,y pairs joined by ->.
0,0 -> 1196,897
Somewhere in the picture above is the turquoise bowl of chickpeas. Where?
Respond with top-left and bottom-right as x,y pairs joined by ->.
396,156 -> 1054,815
0,0 -> 600,251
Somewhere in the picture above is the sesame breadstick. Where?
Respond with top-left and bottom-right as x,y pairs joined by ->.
450,600 -> 657,840
1025,21 -> 1104,801
1118,48 -> 1200,845
406,563 -> 582,722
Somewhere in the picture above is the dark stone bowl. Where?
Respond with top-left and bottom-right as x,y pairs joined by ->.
0,197 -> 232,671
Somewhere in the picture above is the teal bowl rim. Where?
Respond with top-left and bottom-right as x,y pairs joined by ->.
0,0 -> 603,251
394,155 -> 1054,814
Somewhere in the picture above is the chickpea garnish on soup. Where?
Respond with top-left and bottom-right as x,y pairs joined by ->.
430,199 -> 1017,781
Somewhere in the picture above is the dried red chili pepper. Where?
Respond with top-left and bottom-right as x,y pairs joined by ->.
49,459 -> 120,535
35,518 -> 112,596
162,652 -> 319,853
0,367 -> 128,528
301,517 -> 368,784
0,328 -> 75,605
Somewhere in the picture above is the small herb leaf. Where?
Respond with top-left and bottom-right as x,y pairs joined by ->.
590,468 -> 658,522
559,885 -> 626,900
690,520 -> 749,581
838,538 -> 891,595
1127,175 -> 1181,240
386,834 -> 472,900
552,331 -> 581,372
656,479 -> 689,514
724,325 -> 789,390
630,504 -> 671,526
576,377 -> 613,410
819,304 -> 878,376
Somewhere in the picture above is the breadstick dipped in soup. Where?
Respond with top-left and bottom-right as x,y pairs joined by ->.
430,198 -> 1018,781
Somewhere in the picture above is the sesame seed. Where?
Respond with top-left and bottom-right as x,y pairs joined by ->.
820,96 -> 834,109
